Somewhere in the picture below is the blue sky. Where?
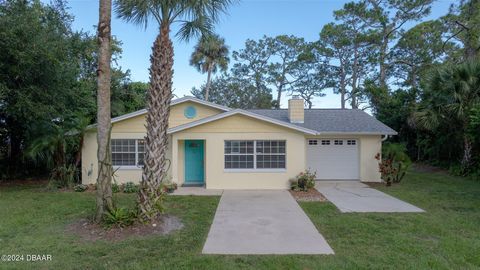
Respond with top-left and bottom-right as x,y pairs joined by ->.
58,0 -> 455,108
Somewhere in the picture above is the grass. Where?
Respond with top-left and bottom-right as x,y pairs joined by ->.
1,170 -> 479,269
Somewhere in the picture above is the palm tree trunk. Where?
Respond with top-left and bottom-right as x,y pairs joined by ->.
205,66 -> 212,101
95,0 -> 113,223
461,134 -> 472,170
138,23 -> 173,222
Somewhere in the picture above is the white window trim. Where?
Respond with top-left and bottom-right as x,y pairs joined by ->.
114,165 -> 142,170
224,140 -> 286,171
224,169 -> 287,173
111,139 -> 145,169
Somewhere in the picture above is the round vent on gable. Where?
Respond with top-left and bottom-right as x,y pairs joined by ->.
184,106 -> 197,119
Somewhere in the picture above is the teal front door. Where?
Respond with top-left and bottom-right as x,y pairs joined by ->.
184,140 -> 205,184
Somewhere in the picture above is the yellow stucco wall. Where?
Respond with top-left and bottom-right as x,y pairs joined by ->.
81,131 -> 168,184
171,114 -> 307,189
81,101 -> 221,184
177,114 -> 303,133
359,135 -> 382,182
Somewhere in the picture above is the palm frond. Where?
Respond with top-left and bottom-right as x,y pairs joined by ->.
176,15 -> 212,42
114,0 -> 152,28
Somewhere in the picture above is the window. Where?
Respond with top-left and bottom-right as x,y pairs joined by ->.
184,106 -> 197,119
321,140 -> 330,145
224,141 -> 254,169
256,141 -> 286,169
308,139 -> 318,145
334,140 -> 343,145
347,139 -> 356,145
137,140 -> 145,165
111,139 -> 145,166
224,140 -> 286,170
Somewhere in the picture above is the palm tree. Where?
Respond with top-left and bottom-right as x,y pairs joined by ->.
115,0 -> 234,222
96,0 -> 114,223
26,115 -> 90,189
413,60 -> 480,171
190,34 -> 229,101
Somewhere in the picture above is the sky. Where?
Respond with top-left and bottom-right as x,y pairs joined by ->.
54,0 -> 456,109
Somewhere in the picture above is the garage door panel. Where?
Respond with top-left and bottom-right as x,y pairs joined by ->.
307,140 -> 359,180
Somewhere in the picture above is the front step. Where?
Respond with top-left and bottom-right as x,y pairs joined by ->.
182,182 -> 205,187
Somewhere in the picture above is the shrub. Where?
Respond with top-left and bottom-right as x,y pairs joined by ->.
49,164 -> 77,189
123,182 -> 139,193
103,207 -> 136,228
290,170 -> 316,191
376,143 -> 412,186
73,184 -> 88,192
112,182 -> 120,193
162,182 -> 178,193
376,153 -> 395,186
449,164 -> 463,176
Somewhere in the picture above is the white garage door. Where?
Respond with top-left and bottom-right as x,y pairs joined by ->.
306,139 -> 359,180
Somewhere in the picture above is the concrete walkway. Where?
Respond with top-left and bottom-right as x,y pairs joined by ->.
202,190 -> 334,255
170,187 -> 223,196
315,181 -> 424,213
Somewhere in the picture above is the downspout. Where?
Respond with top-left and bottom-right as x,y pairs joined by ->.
381,135 -> 389,141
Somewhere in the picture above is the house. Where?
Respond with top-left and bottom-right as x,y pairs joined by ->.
81,96 -> 396,189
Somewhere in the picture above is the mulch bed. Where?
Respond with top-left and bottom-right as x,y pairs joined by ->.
289,188 -> 327,202
65,214 -> 183,242
0,178 -> 48,187
365,182 -> 386,188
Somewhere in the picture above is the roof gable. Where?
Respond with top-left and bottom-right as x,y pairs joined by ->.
110,96 -> 230,125
168,109 -> 318,135
86,96 -> 230,130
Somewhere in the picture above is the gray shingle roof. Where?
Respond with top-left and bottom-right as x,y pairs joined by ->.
247,109 -> 397,135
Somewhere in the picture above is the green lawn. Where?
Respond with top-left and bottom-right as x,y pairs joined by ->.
1,170 -> 479,269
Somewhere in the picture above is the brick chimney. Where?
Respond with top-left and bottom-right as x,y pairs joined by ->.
288,95 -> 304,123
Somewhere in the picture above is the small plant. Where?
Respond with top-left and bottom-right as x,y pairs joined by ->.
103,207 -> 136,228
376,143 -> 412,186
123,182 -> 139,193
73,184 -> 88,192
376,153 -> 395,186
162,182 -> 178,193
290,170 -> 316,191
112,182 -> 121,193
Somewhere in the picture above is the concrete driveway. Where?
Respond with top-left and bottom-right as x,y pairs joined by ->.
202,190 -> 334,255
315,181 -> 424,213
